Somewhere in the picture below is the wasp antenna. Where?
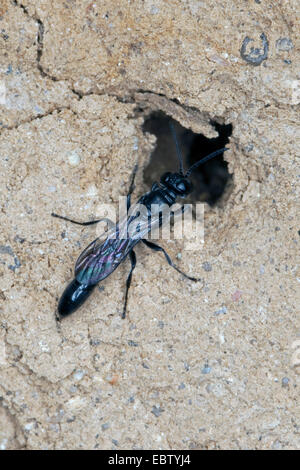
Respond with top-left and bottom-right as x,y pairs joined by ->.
185,148 -> 229,178
169,121 -> 184,175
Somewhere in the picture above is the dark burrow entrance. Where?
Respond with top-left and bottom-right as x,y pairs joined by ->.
143,112 -> 232,205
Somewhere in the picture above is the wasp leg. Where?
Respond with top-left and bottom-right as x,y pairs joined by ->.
127,163 -> 138,210
142,239 -> 201,282
171,205 -> 186,217
122,250 -> 137,319
51,213 -> 113,227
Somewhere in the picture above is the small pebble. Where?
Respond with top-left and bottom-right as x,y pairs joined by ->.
260,265 -> 265,275
73,370 -> 85,381
152,406 -> 163,417
150,5 -> 159,14
232,290 -> 242,302
202,262 -> 212,272
214,306 -> 227,315
282,377 -> 289,387
86,184 -> 98,197
276,38 -> 294,51
67,149 -> 81,166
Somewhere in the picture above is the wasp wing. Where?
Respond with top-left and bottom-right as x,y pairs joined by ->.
74,202 -> 166,286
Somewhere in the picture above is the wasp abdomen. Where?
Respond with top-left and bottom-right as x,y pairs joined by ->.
58,279 -> 96,318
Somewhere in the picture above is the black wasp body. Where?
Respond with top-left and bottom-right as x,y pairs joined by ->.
52,123 -> 227,319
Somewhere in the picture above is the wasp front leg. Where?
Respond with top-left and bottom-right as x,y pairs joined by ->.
142,239 -> 201,282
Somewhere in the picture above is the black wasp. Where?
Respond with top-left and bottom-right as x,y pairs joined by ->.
52,123 -> 227,319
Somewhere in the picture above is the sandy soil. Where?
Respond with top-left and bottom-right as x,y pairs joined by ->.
0,0 -> 299,449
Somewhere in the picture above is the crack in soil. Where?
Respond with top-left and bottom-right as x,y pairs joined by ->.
12,1 -> 220,135
13,0 -> 58,82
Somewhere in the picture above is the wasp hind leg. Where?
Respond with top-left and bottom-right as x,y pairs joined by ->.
142,239 -> 201,282
122,250 -> 137,319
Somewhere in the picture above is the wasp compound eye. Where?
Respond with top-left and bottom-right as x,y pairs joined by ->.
176,178 -> 193,195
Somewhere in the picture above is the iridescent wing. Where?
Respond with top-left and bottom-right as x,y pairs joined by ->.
74,201 -> 166,286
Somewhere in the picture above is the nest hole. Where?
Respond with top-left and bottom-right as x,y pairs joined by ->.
143,112 -> 232,206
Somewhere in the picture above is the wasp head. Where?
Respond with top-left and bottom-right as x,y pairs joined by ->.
160,172 -> 193,197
